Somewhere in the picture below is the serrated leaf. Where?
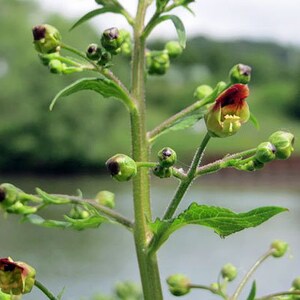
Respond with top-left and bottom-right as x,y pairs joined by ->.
149,204 -> 287,253
146,15 -> 186,48
36,188 -> 70,204
64,215 -> 107,230
23,214 -> 70,228
246,281 -> 256,300
150,112 -> 205,142
70,7 -> 121,30
49,77 -> 131,111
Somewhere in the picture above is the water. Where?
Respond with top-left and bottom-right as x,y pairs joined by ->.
0,174 -> 300,300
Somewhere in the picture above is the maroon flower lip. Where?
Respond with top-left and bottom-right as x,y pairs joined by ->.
214,83 -> 249,110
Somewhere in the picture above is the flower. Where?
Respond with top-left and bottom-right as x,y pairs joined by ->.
0,258 -> 36,295
205,84 -> 250,138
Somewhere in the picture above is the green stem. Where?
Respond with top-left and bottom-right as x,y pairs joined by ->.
130,1 -> 163,299
256,291 -> 300,300
34,280 -> 58,300
163,132 -> 211,220
231,249 -> 274,300
196,148 -> 257,177
136,161 -> 157,168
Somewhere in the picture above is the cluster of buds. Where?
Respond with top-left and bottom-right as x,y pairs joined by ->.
68,205 -> 90,220
0,258 -> 36,296
106,154 -> 137,182
0,183 -> 37,215
237,131 -> 294,172
153,147 -> 177,178
32,24 -> 83,74
86,28 -> 131,67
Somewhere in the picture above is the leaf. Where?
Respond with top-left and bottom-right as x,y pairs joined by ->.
146,15 -> 186,48
70,7 -> 121,30
64,215 -> 107,230
23,214 -> 70,229
246,281 -> 256,300
36,188 -> 70,204
49,77 -> 131,111
149,204 -> 287,253
150,111 -> 205,142
250,112 -> 260,129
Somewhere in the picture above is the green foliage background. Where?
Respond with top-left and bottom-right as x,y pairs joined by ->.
1,0 -> 299,172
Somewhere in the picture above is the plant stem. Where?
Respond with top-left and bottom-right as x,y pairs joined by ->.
196,148 -> 257,177
256,290 -> 300,300
34,280 -> 58,300
130,1 -> 163,299
231,249 -> 274,300
163,132 -> 211,220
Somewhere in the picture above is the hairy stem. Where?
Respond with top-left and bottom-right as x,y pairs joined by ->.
163,132 -> 211,220
231,249 -> 274,300
130,0 -> 163,299
34,280 -> 58,300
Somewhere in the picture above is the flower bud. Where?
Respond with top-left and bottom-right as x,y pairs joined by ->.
0,257 -> 36,295
32,24 -> 61,54
119,30 -> 132,56
166,274 -> 191,296
6,202 -> 37,215
69,206 -> 90,219
270,240 -> 288,258
255,142 -> 277,163
193,85 -> 213,99
229,64 -> 252,84
97,50 -> 112,67
158,147 -> 177,168
165,41 -> 183,58
292,277 -> 300,290
152,165 -> 172,178
0,184 -> 23,209
205,84 -> 250,138
86,43 -> 102,60
48,59 -> 64,74
221,263 -> 237,281
101,27 -> 124,55
146,51 -> 170,75
268,131 -> 295,160
106,154 -> 137,182
115,282 -> 142,299
95,191 -> 115,209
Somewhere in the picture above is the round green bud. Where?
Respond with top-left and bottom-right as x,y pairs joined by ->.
32,24 -> 62,54
255,142 -> 277,163
210,283 -> 220,294
193,85 -> 213,99
86,43 -> 102,60
221,263 -> 237,281
158,147 -> 177,168
97,50 -> 112,67
229,64 -> 252,84
165,41 -> 183,58
270,240 -> 288,258
106,154 -> 137,182
115,282 -> 142,299
69,206 -> 90,219
95,191 -> 115,209
48,59 -> 64,74
101,27 -> 124,55
146,51 -> 170,75
152,165 -> 172,178
292,277 -> 300,290
268,131 -> 295,160
167,274 -> 191,296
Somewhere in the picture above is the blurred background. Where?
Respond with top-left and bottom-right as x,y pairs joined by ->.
1,0 -> 300,299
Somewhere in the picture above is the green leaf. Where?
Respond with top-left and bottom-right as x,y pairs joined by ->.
70,7 -> 121,30
36,188 -> 70,204
23,214 -> 70,228
150,111 -> 205,142
246,281 -> 256,300
250,112 -> 260,129
49,77 -> 131,111
149,204 -> 287,253
64,214 -> 107,230
145,15 -> 186,48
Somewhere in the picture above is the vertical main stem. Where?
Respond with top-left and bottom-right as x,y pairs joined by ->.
130,1 -> 163,299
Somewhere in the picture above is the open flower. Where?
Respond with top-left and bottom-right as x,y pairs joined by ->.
0,258 -> 36,295
205,84 -> 250,138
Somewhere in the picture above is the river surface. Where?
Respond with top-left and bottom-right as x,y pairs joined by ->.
0,174 -> 299,300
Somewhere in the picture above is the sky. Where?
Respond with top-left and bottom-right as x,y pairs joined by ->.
36,0 -> 300,46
